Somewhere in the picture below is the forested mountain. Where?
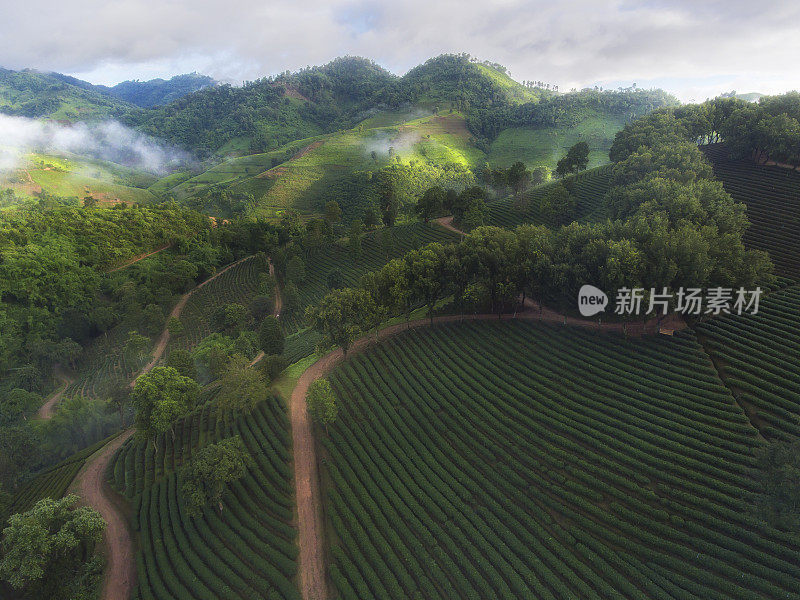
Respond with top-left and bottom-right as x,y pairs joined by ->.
125,54 -> 678,156
0,69 -> 216,120
102,73 -> 217,108
0,68 -> 135,120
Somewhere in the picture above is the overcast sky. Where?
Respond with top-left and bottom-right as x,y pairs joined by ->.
1,0 -> 798,102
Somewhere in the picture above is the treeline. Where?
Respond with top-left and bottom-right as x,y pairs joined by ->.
308,112 -> 772,351
467,88 -> 679,145
129,54 -> 679,156
721,93 -> 800,165
611,92 -> 800,166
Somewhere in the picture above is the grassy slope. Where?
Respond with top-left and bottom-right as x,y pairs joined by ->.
487,110 -> 628,171
0,152 -> 158,207
160,111 -> 486,219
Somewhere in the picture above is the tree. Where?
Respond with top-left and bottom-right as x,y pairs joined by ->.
347,219 -> 364,259
165,349 -> 196,380
306,288 -> 378,355
258,316 -> 284,355
181,436 -> 252,515
124,330 -> 150,361
306,378 -> 338,432
132,366 -> 200,446
363,206 -> 379,229
212,303 -> 248,333
506,162 -> 531,198
539,183 -> 576,226
323,200 -> 342,225
215,355 -> 268,424
0,424 -> 40,491
0,495 -> 105,598
140,303 -> 165,336
167,316 -> 185,338
0,388 -> 40,425
260,354 -> 288,383
530,165 -> 551,186
248,294 -> 275,320
414,187 -> 445,223
556,141 -> 590,177
407,243 -> 449,323
326,268 -> 345,290
461,198 -> 488,231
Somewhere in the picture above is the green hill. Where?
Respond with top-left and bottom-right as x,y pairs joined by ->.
0,68 -> 136,120
703,143 -> 800,279
0,152 -> 159,208
102,73 -> 216,108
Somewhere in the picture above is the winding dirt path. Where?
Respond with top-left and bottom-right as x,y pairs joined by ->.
106,244 -> 173,273
130,255 -> 256,387
71,429 -> 136,600
435,215 -> 466,236
36,369 -> 73,419
249,257 -> 282,368
35,255 -> 258,600
290,304 -> 685,600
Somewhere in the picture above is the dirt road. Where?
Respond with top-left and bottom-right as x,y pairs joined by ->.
36,370 -> 73,419
106,244 -> 173,274
434,215 -> 465,236
130,255 -> 256,387
71,429 -> 136,600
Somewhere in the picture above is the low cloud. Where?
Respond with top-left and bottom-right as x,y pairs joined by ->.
0,115 -> 191,174
363,121 -> 429,158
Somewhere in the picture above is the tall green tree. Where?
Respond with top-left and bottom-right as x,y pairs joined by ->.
414,187 -> 445,223
181,436 -> 253,515
215,355 -> 269,424
556,141 -> 590,177
0,495 -> 105,599
306,288 -> 378,355
306,378 -> 338,433
132,366 -> 200,446
258,316 -> 285,355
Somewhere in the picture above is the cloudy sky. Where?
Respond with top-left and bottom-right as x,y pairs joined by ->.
1,0 -> 798,102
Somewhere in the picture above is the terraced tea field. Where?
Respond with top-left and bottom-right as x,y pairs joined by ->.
63,324 -> 152,401
279,222 -> 461,335
0,433 -> 121,525
703,144 -> 800,279
323,320 -> 800,600
111,395 -> 299,600
486,165 -> 612,228
168,255 -> 267,353
695,284 -> 800,442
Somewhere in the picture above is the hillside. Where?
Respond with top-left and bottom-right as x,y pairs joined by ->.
0,152 -> 159,208
102,73 -> 217,108
323,321 -> 799,599
7,61 -> 800,600
703,143 -> 800,279
157,111 -> 482,219
0,68 -> 136,120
